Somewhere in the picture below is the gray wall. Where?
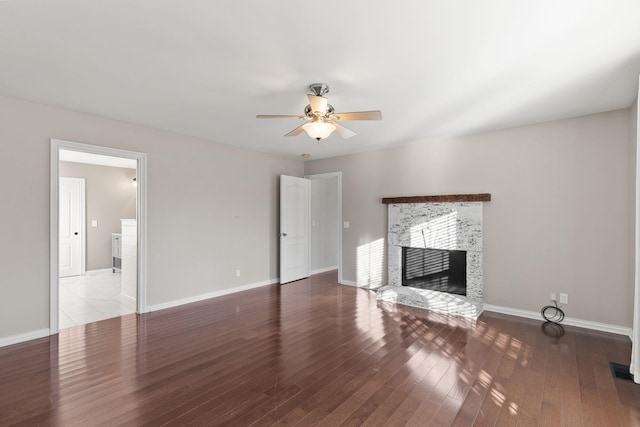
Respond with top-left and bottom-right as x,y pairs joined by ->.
0,94 -> 303,339
305,108 -> 635,328
59,161 -> 136,271
310,175 -> 340,272
0,89 -> 635,340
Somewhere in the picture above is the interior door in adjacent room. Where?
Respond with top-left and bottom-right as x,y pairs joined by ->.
59,177 -> 84,278
280,175 -> 310,284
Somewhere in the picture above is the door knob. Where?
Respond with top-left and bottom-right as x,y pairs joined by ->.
282,232 -> 287,237
74,232 -> 78,235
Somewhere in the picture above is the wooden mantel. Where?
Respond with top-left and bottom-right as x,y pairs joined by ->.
381,193 -> 491,204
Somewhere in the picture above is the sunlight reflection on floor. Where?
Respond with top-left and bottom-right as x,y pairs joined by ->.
365,294 -> 533,420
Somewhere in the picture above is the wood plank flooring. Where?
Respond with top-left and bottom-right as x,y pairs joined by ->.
1,270 -> 640,426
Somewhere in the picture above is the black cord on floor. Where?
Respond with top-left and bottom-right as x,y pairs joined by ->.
541,300 -> 565,324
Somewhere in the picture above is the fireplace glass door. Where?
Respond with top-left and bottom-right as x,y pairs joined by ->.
402,247 -> 467,296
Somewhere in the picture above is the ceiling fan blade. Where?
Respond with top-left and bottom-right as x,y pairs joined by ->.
285,124 -> 307,137
332,110 -> 382,121
256,114 -> 306,119
333,122 -> 356,139
307,95 -> 328,114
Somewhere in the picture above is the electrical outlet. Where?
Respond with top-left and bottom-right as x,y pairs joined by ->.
550,292 -> 556,302
235,269 -> 241,278
559,293 -> 568,304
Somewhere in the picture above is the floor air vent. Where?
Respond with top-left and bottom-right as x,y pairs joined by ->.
610,362 -> 634,382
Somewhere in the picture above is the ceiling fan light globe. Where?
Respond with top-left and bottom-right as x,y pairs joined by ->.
302,122 -> 336,140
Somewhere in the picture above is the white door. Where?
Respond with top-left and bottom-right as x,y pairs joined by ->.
280,175 -> 310,284
59,177 -> 84,277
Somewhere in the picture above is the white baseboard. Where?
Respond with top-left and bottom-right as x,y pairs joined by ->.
311,266 -> 338,275
0,279 -> 279,348
0,329 -> 50,348
483,304 -> 632,339
4,291 -> 630,349
146,278 -> 280,312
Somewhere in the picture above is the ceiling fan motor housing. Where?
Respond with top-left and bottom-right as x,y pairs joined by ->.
309,83 -> 330,97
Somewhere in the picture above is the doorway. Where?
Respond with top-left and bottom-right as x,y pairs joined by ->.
50,139 -> 148,334
306,172 -> 343,284
58,156 -> 136,328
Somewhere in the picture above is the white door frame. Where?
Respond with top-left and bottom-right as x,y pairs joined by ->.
631,75 -> 640,383
305,172 -> 343,285
50,139 -> 148,334
58,177 -> 86,277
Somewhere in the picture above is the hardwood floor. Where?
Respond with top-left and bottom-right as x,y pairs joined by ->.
1,270 -> 639,426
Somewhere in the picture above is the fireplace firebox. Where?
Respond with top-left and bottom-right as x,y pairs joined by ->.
402,247 -> 467,296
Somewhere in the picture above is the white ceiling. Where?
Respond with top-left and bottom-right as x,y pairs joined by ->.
59,149 -> 137,169
1,1 -> 640,160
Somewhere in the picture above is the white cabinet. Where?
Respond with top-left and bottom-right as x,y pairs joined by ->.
121,219 -> 137,301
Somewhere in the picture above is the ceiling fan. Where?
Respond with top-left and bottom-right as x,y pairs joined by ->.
257,83 -> 382,141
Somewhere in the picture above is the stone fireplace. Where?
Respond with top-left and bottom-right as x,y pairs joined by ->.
377,194 -> 490,318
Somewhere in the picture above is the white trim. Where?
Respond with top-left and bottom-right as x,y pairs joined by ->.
483,304 -> 632,338
80,179 -> 86,275
147,278 -> 279,313
632,75 -> 640,382
50,139 -> 148,335
0,329 -> 50,348
305,172 -> 343,284
136,155 -> 148,313
50,145 -> 59,333
311,265 -> 338,275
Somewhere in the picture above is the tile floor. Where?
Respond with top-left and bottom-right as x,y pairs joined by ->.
59,271 -> 136,328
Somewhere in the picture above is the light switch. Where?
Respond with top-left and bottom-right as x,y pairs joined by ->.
91,220 -> 98,227
343,221 -> 350,229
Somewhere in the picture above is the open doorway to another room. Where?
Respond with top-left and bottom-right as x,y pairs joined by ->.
50,139 -> 147,335
306,172 -> 342,283
57,150 -> 137,328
